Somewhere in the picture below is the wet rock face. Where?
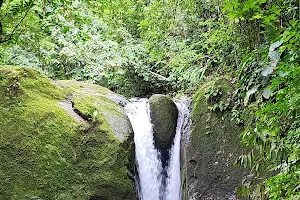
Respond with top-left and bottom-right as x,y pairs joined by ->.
149,94 -> 178,152
186,78 -> 249,200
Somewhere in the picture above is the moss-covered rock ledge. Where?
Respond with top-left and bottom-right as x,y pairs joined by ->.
0,66 -> 136,200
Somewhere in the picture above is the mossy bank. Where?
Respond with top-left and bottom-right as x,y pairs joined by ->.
184,77 -> 249,200
0,66 -> 136,200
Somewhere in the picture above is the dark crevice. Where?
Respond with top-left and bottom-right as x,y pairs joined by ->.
189,159 -> 197,165
68,95 -> 93,123
189,175 -> 198,180
73,107 -> 93,122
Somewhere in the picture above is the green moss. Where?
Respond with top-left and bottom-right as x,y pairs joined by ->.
0,66 -> 135,200
56,80 -> 122,118
0,66 -> 65,103
187,77 -> 248,199
55,80 -> 113,95
192,77 -> 234,122
191,77 -> 242,151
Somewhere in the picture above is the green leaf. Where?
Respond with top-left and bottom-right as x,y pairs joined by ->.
262,88 -> 272,99
250,13 -> 263,20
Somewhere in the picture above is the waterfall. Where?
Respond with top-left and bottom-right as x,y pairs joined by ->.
126,99 -> 163,200
125,98 -> 191,200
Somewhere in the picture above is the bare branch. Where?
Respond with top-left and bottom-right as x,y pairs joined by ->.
128,60 -> 169,81
148,71 -> 169,81
0,3 -> 33,44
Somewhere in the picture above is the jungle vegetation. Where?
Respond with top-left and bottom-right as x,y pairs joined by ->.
0,0 -> 299,199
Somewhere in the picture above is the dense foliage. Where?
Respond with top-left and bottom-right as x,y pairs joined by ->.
1,0 -> 299,199
0,0 -> 242,96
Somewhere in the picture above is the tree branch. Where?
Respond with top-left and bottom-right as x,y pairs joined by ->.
128,60 -> 169,81
0,3 -> 32,44
148,71 -> 169,81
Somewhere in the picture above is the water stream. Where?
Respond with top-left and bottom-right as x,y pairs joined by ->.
125,98 -> 191,200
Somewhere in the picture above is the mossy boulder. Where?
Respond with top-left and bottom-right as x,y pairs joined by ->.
149,94 -> 178,151
185,77 -> 248,200
0,66 -> 136,200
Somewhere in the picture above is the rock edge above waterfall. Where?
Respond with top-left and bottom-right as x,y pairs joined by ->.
0,66 -> 136,200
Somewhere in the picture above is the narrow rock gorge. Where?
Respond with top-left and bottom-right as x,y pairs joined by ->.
0,66 -> 253,200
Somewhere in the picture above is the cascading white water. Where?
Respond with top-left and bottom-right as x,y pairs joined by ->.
165,100 -> 190,200
126,99 -> 163,200
125,98 -> 191,200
